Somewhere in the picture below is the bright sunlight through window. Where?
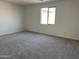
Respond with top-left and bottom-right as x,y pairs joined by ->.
41,7 -> 56,24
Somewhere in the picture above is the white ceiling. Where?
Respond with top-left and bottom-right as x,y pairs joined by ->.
2,0 -> 57,5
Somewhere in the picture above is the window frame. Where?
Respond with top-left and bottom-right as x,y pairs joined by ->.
41,7 -> 56,25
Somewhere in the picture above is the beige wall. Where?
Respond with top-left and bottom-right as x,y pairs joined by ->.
25,0 -> 79,40
0,1 -> 25,35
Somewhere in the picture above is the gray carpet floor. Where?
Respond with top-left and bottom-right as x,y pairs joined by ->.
0,32 -> 79,59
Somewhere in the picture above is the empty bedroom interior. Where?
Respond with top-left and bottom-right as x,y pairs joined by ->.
0,0 -> 79,59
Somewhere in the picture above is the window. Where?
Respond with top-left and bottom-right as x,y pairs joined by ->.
41,7 -> 56,24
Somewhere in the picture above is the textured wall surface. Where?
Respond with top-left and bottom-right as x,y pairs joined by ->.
0,32 -> 79,59
25,0 -> 79,40
0,1 -> 25,35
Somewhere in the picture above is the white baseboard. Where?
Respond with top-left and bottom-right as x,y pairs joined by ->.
25,30 -> 79,41
0,31 -> 23,36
